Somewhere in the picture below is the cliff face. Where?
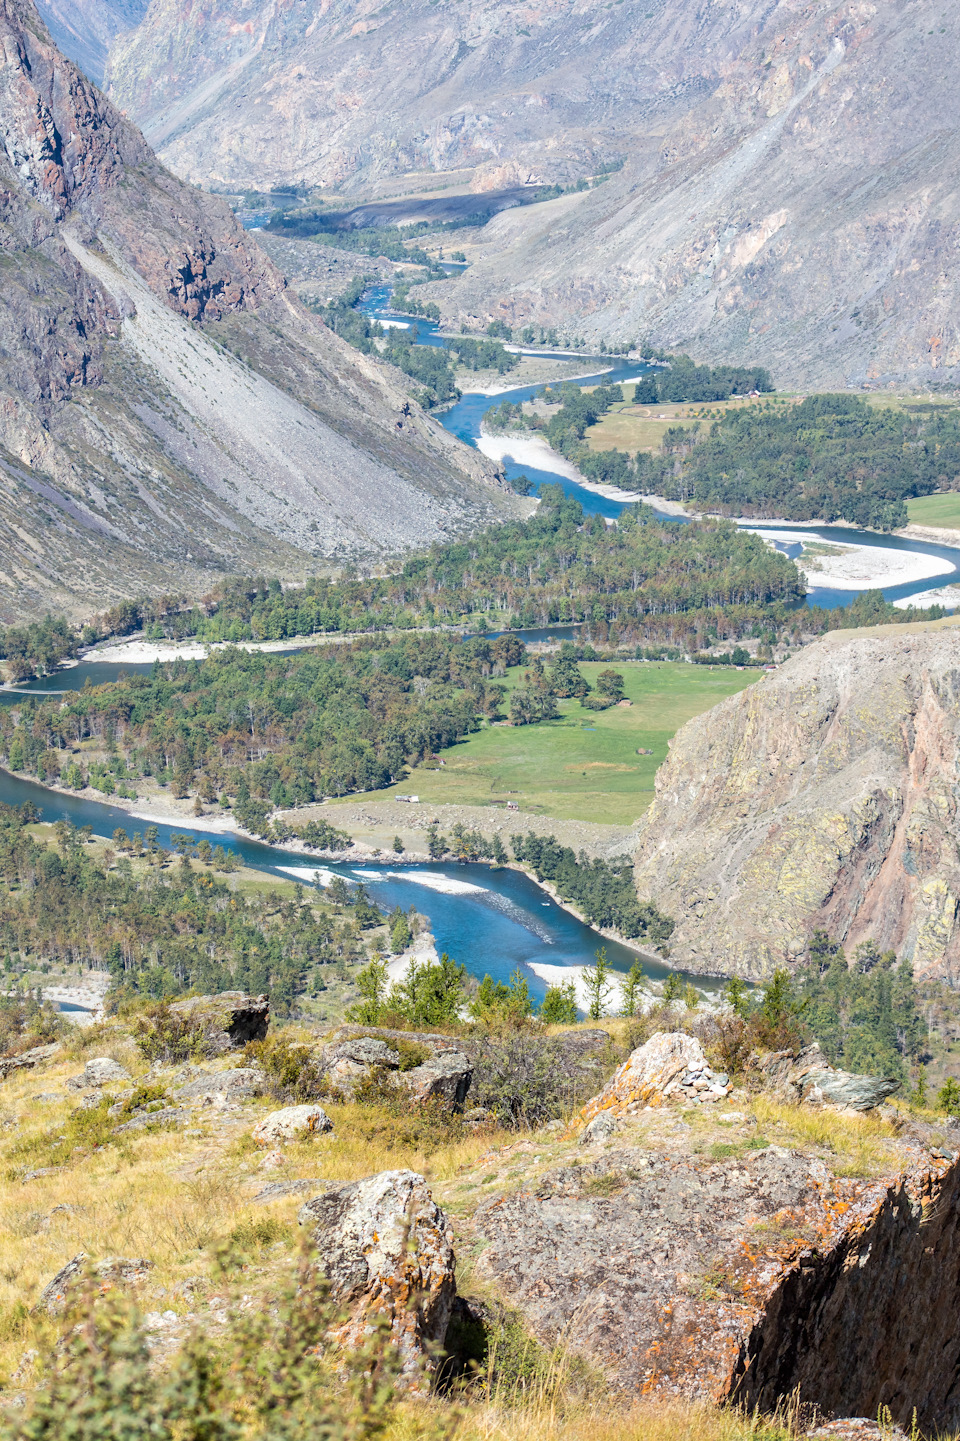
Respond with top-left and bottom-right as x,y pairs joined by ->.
631,626 -> 960,982
29,0 -> 146,84
84,0 -> 960,389
0,0 -> 518,623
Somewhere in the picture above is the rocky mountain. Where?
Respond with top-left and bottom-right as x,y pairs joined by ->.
33,0 -> 146,84
67,0 -> 960,389
0,0 -> 517,625
631,623 -> 960,983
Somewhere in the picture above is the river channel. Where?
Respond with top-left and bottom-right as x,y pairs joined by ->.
3,288 -> 958,1006
357,284 -> 960,612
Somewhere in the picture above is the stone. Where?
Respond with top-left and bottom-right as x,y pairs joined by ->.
66,1057 -> 132,1091
580,1032 -> 713,1123
320,1028 -> 472,1111
169,993 -> 269,1051
36,1254 -> 153,1315
252,1178 -> 324,1204
174,1068 -> 263,1102
580,1111 -> 620,1145
472,1145 -> 960,1433
0,1043 -> 61,1080
298,1170 -> 455,1388
113,1107 -> 191,1134
761,1044 -> 901,1113
252,1105 -> 333,1145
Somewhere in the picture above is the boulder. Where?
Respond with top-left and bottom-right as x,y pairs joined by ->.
175,1068 -> 264,1102
66,1057 -> 131,1091
0,1043 -> 60,1080
320,1028 -> 471,1111
253,1105 -> 333,1145
169,992 -> 269,1050
761,1044 -> 901,1113
36,1254 -> 153,1315
581,1032 -> 732,1124
298,1169 -> 455,1388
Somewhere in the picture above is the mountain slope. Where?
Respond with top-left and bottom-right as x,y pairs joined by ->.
31,0 -> 146,83
0,0 -> 517,624
631,624 -> 960,983
88,0 -> 960,389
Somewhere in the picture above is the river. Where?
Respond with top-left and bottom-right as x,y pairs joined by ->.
357,284 -> 960,612
0,764 -> 704,1005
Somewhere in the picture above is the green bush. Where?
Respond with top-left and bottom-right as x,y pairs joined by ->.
245,1035 -> 327,1103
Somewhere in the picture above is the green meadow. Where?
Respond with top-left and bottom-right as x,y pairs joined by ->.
355,659 -> 761,826
905,493 -> 960,531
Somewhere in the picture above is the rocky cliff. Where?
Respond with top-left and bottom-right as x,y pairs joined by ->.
0,0 -> 518,623
631,624 -> 960,982
82,0 -> 960,389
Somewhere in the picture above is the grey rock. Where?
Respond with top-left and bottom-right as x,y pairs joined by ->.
36,1254 -> 153,1315
321,1028 -> 472,1112
252,1178 -> 325,1204
762,1044 -> 901,1113
113,1106 -> 191,1134
174,1067 -> 263,1101
298,1169 -> 455,1388
169,993 -> 269,1051
252,1105 -> 333,1144
0,1044 -> 61,1080
580,1111 -> 620,1145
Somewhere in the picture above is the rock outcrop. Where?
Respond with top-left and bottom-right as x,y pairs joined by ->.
471,1138 -> 960,1432
319,1028 -> 473,1111
253,1105 -> 333,1145
298,1170 -> 455,1390
580,1032 -> 732,1126
0,0 -> 520,624
77,0 -> 960,388
169,992 -> 269,1050
631,627 -> 960,981
760,1044 -> 901,1114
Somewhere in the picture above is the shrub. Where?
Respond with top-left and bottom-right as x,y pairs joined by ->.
540,981 -> 578,1025
469,1036 -> 601,1129
0,1250 -> 403,1440
245,1035 -> 327,1103
130,1003 -> 225,1062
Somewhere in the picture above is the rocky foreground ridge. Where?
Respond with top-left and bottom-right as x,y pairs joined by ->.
632,624 -> 960,983
0,0 -> 518,623
7,998 -> 960,1434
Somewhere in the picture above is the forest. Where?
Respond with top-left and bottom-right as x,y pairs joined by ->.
0,806 -> 375,1011
0,634 -> 521,828
489,390 -> 960,530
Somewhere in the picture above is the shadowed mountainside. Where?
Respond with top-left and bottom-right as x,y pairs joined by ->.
0,0 -> 518,623
631,623 -> 960,983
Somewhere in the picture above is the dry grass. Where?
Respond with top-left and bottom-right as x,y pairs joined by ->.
749,1096 -> 904,1178
432,1397 -> 794,1441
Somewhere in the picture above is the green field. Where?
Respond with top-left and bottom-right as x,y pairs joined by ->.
345,660 -> 761,826
905,494 -> 960,531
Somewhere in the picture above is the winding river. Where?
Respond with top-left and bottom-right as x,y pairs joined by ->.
358,284 -> 960,612
4,287 -> 960,1004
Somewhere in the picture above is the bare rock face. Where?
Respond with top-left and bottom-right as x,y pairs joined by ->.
85,0 -> 960,388
580,1032 -> 729,1125
169,992 -> 269,1050
472,1143 -> 960,1432
0,0 -> 520,625
298,1170 -> 455,1389
761,1044 -> 901,1114
632,628 -> 960,982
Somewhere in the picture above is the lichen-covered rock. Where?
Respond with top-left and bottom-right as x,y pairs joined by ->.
0,1043 -> 60,1080
761,1044 -> 901,1113
632,631 -> 960,982
320,1028 -> 472,1111
581,1032 -> 731,1124
253,1105 -> 333,1145
66,1057 -> 131,1091
298,1170 -> 455,1388
471,1143 -> 960,1432
174,1068 -> 264,1102
36,1254 -> 153,1315
169,992 -> 269,1050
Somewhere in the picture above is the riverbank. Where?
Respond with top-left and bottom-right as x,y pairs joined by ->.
745,528 -> 956,591
475,427 -> 690,512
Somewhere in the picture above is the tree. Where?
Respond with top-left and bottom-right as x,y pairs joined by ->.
390,911 -> 411,955
541,980 -> 578,1025
393,954 -> 466,1028
938,1077 -> 960,1117
548,652 -> 590,699
346,955 -> 389,1024
583,946 -> 613,1020
426,823 -> 447,860
470,970 -> 533,1028
662,971 -> 684,1003
723,974 -> 751,1019
595,668 -> 625,701
392,835 -> 404,854
620,959 -> 645,1017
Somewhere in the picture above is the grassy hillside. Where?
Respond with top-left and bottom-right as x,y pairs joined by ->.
339,660 -> 760,825
906,493 -> 960,530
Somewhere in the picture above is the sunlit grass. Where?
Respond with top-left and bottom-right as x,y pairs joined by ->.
749,1096 -> 903,1177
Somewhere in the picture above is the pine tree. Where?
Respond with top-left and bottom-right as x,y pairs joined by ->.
583,946 -> 613,1020
620,959 -> 645,1017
